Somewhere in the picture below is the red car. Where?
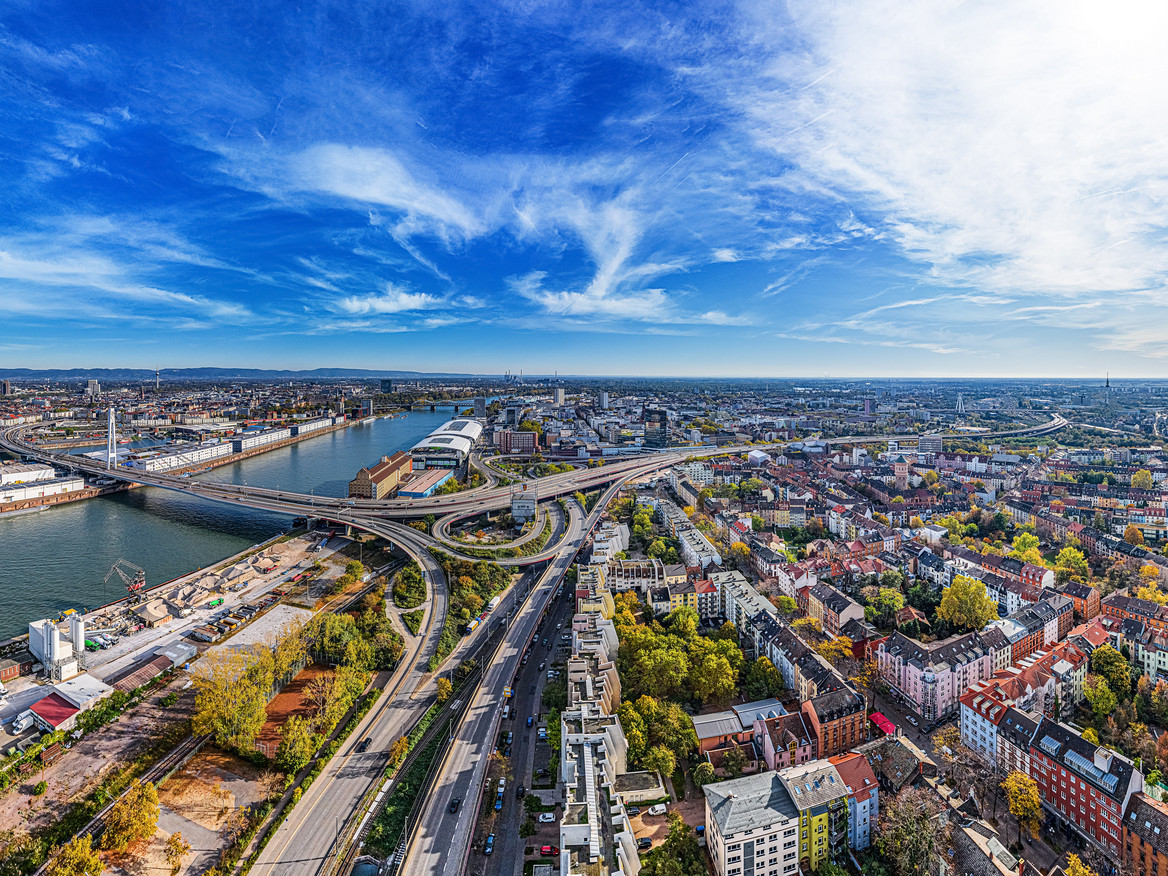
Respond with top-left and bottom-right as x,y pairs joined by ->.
540,846 -> 559,857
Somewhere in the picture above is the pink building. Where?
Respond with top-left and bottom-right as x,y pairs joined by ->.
877,630 -> 998,725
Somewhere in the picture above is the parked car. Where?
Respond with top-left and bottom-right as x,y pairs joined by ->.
527,716 -> 535,727
449,797 -> 461,813
638,837 -> 652,850
538,728 -> 547,740
627,806 -> 640,816
648,803 -> 667,816
538,813 -> 556,823
516,784 -> 525,799
540,846 -> 559,857
484,834 -> 495,855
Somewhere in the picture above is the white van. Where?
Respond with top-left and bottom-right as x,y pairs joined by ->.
12,710 -> 35,734
502,705 -> 510,720
648,803 -> 667,816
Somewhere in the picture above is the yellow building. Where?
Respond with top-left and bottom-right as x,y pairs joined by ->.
777,760 -> 849,871
667,579 -> 697,613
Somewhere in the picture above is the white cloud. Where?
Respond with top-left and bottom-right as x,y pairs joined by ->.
333,287 -> 445,315
732,0 -> 1168,300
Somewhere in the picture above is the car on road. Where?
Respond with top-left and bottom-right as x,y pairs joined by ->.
560,634 -> 570,640
906,715 -> 919,727
495,794 -> 503,811
540,846 -> 559,857
356,737 -> 371,753
484,834 -> 495,855
538,813 -> 556,823
516,784 -> 526,798
449,797 -> 461,813
527,716 -> 534,727
638,837 -> 652,850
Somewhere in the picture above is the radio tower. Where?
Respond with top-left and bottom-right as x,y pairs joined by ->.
155,367 -> 160,391
105,407 -> 118,470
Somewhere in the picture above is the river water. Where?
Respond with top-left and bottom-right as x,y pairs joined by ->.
0,411 -> 453,639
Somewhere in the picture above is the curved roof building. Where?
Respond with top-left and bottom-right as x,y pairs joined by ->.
409,418 -> 482,468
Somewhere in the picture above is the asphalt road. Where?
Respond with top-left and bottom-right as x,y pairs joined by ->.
249,532 -> 448,876
402,499 -> 591,876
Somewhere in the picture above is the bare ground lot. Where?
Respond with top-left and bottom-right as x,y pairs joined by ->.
0,675 -> 194,840
254,664 -> 334,757
105,749 -> 274,876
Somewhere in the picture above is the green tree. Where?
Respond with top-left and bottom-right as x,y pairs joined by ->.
872,587 -> 906,625
1090,644 -> 1134,700
617,702 -> 649,764
1055,546 -> 1090,584
937,575 -> 997,631
276,714 -> 318,775
771,595 -> 798,616
666,605 -> 699,639
642,745 -> 677,778
640,813 -> 706,876
721,746 -> 747,778
743,656 -> 785,700
102,779 -> 160,852
1009,532 -> 1045,566
46,835 -> 103,876
693,761 -> 716,787
1084,674 -> 1118,720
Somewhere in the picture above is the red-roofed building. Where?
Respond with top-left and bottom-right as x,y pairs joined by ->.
694,578 -> 720,621
958,688 -> 1009,767
829,751 -> 880,851
29,692 -> 80,732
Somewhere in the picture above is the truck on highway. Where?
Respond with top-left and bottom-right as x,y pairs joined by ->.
466,618 -> 481,634
485,595 -> 502,613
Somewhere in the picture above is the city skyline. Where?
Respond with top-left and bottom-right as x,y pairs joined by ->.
3,2 -> 1168,376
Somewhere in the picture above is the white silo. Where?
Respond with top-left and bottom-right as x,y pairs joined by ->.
70,616 -> 86,658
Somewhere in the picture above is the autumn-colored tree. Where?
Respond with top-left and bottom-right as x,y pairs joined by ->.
102,780 -> 160,852
1136,584 -> 1168,606
388,737 -> 409,768
721,746 -> 747,778
909,516 -> 924,529
817,636 -> 855,667
877,786 -> 948,876
1008,532 -> 1046,566
1082,727 -> 1099,745
1125,524 -> 1146,546
192,649 -> 273,751
1064,854 -> 1099,876
791,617 -> 823,639
849,658 -> 882,711
1132,469 -> 1155,491
276,714 -> 318,774
1002,770 -> 1042,844
165,831 -> 192,874
46,835 -> 103,876
937,575 -> 997,631
436,677 -> 453,704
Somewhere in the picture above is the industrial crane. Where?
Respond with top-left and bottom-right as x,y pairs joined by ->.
103,558 -> 146,603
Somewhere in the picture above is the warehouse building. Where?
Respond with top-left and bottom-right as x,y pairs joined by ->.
349,451 -> 412,498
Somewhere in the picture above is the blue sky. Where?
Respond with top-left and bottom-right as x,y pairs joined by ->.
3,0 -> 1168,376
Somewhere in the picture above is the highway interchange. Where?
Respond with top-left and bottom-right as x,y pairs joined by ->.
0,412 -> 1068,875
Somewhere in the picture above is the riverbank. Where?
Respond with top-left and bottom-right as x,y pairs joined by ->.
0,415 -> 380,517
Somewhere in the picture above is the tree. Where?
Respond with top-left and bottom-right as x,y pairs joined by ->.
872,587 -> 906,626
666,605 -> 699,639
1002,770 -> 1042,844
1090,645 -> 1134,700
877,786 -> 948,876
643,745 -> 677,778
722,746 -> 747,778
165,832 -> 192,874
1084,674 -> 1118,721
1064,855 -> 1099,876
743,656 -> 785,700
46,835 -> 103,876
1055,546 -> 1090,584
436,677 -> 453,704
639,813 -> 706,876
791,617 -> 823,639
1136,584 -> 1168,605
276,714 -> 318,775
191,649 -> 271,751
771,595 -> 798,616
1082,727 -> 1099,745
1125,524 -> 1146,546
693,761 -> 716,787
850,658 -> 882,710
102,779 -> 160,852
1009,532 -> 1046,566
937,576 -> 997,631
729,541 -> 751,568
909,516 -> 924,529
817,636 -> 855,667
1132,469 -> 1155,490
388,737 -> 410,768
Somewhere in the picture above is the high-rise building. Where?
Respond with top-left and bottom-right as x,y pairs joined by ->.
473,396 -> 487,419
1,379 -> 11,396
643,408 -> 669,447
598,390 -> 609,410
379,379 -> 395,393
918,435 -> 943,453
553,387 -> 565,406
86,379 -> 101,398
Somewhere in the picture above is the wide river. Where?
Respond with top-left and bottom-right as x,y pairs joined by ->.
0,410 -> 453,639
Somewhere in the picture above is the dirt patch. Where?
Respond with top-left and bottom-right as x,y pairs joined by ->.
254,664 -> 335,756
158,768 -> 234,833
0,675 -> 195,839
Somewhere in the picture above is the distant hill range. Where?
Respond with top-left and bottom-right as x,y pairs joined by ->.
0,367 -> 479,381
